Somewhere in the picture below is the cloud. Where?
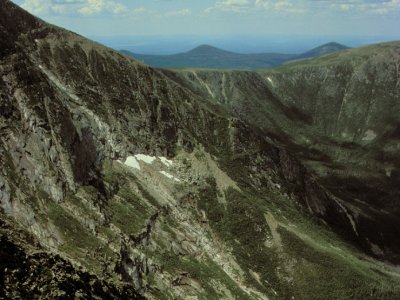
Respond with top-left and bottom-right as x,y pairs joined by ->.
255,0 -> 306,14
165,8 -> 191,17
20,0 -> 129,16
77,0 -> 128,15
357,0 -> 400,15
205,0 -> 251,13
132,7 -> 148,15
328,0 -> 400,14
21,0 -> 51,14
255,0 -> 399,15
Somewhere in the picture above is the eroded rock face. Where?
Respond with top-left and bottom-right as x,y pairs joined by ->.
170,45 -> 400,264
1,1 -> 400,299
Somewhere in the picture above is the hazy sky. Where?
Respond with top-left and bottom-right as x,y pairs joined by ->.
12,0 -> 400,38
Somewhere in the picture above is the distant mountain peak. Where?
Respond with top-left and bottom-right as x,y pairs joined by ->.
187,44 -> 234,55
298,41 -> 349,59
323,41 -> 347,47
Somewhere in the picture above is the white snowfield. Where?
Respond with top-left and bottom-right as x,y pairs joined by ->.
135,154 -> 156,164
159,157 -> 173,167
159,171 -> 181,182
124,156 -> 141,170
120,154 -> 180,182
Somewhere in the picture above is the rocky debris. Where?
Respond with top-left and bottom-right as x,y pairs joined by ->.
0,218 -> 144,299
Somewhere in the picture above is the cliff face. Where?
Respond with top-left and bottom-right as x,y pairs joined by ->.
171,43 -> 400,264
1,1 -> 400,299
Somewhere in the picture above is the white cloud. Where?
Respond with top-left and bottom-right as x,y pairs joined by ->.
21,0 -> 51,14
165,8 -> 191,17
255,0 -> 399,15
359,0 -> 400,15
255,0 -> 306,14
20,0 -> 129,16
78,0 -> 128,15
205,0 -> 251,13
328,0 -> 400,14
132,7 -> 148,15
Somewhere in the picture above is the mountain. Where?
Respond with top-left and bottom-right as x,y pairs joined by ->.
121,42 -> 349,70
187,44 -> 235,55
167,41 -> 400,264
121,45 -> 298,69
1,1 -> 400,299
297,42 -> 350,59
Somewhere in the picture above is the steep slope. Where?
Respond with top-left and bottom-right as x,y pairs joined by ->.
121,45 -> 297,70
0,216 -> 143,299
1,1 -> 400,299
167,41 -> 400,265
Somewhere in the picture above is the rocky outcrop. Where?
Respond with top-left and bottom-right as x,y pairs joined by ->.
0,217 -> 143,299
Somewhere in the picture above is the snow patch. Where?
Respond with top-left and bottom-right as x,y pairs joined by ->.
333,197 -> 358,236
124,156 -> 141,170
123,154 -> 175,171
38,65 -> 80,102
135,154 -> 156,164
267,77 -> 275,87
159,171 -> 181,182
159,157 -> 173,167
385,166 -> 394,177
362,129 -> 377,141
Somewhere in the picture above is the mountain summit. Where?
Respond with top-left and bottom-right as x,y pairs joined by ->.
186,44 -> 236,55
297,42 -> 349,59
1,0 -> 400,299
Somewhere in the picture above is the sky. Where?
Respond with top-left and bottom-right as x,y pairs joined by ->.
12,0 -> 400,53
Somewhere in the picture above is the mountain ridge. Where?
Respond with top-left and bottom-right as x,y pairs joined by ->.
121,41 -> 350,70
164,39 -> 400,263
297,41 -> 349,59
1,1 -> 400,299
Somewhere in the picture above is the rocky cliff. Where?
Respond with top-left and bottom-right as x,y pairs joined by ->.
170,44 -> 400,266
1,1 -> 400,299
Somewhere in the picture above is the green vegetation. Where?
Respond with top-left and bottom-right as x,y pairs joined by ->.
102,160 -> 122,187
47,203 -> 112,273
197,180 -> 279,297
102,160 -> 158,236
108,184 -> 156,235
3,3 -> 400,297
160,253 -> 253,300
279,226 -> 400,299
108,197 -> 150,236
64,189 -> 99,221
195,174 -> 400,299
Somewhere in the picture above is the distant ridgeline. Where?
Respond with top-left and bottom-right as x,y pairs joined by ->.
121,42 -> 349,70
